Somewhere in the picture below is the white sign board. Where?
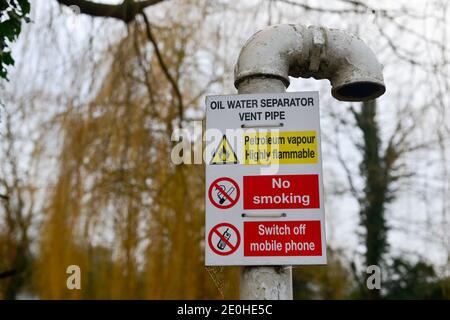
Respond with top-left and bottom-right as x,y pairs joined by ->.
205,92 -> 327,266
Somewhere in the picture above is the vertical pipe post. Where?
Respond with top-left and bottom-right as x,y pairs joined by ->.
234,23 -> 385,300
237,77 -> 293,300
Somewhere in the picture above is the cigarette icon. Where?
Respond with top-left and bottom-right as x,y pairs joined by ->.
216,185 -> 235,204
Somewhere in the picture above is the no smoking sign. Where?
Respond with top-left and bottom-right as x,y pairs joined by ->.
208,177 -> 240,209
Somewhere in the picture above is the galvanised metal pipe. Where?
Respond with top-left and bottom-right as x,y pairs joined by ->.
235,24 -> 386,101
235,24 -> 385,300
238,76 -> 292,300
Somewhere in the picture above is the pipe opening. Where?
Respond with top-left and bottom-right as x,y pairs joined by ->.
332,81 -> 386,102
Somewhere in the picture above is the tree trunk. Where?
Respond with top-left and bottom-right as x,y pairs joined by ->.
353,100 -> 390,300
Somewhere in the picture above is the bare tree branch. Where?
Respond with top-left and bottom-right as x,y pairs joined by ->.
335,136 -> 361,203
56,0 -> 167,23
272,0 -> 367,14
0,269 -> 17,280
0,194 -> 9,200
140,12 -> 184,124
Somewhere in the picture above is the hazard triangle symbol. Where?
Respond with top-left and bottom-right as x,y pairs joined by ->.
210,135 -> 238,165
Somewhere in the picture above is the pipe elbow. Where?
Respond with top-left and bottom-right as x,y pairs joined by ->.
324,28 -> 386,101
234,24 -> 309,88
234,24 -> 385,102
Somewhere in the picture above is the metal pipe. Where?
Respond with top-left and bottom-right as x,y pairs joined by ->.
240,266 -> 293,300
237,76 -> 293,300
235,24 -> 386,101
235,24 -> 386,300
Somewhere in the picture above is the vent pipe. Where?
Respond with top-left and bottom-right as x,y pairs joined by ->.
235,24 -> 385,300
235,24 -> 385,101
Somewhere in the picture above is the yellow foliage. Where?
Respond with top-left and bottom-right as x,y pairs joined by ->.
35,0 -> 238,299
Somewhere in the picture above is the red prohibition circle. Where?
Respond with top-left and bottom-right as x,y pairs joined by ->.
208,223 -> 241,256
208,177 -> 240,209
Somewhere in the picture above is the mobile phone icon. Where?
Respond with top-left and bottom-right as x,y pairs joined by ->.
217,228 -> 231,250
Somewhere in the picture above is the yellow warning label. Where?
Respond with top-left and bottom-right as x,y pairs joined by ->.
243,131 -> 318,165
211,135 -> 239,165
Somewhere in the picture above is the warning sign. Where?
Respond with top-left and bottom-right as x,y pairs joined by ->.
205,91 -> 326,266
210,135 -> 238,165
208,177 -> 240,209
208,223 -> 240,256
244,131 -> 318,165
